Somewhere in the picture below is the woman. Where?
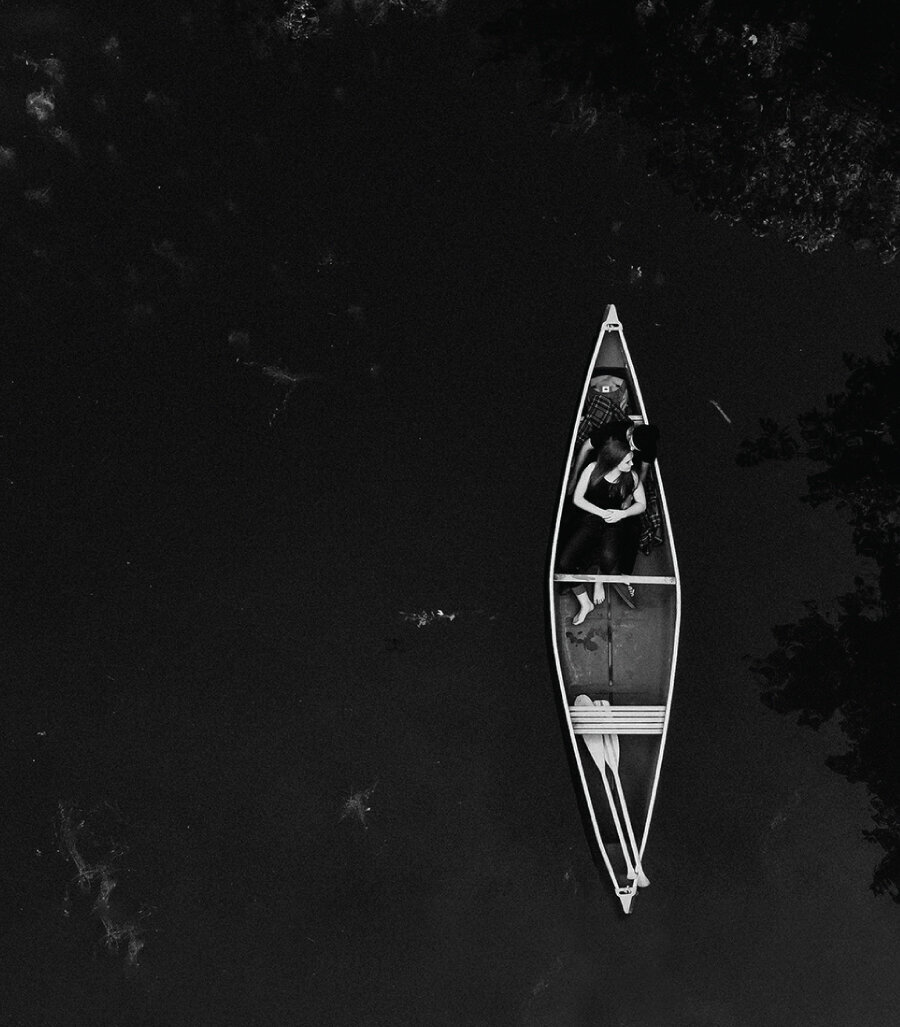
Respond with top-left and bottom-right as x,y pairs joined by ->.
557,436 -> 647,625
569,422 -> 659,492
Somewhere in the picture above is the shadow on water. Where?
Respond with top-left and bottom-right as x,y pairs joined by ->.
740,330 -> 900,900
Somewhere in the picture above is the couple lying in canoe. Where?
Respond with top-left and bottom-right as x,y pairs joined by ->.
559,414 -> 660,625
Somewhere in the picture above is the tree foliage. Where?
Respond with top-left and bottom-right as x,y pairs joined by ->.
739,331 -> 900,899
231,0 -> 447,55
484,0 -> 900,260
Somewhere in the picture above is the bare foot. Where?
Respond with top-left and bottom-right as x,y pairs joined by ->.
573,595 -> 594,626
592,581 -> 605,605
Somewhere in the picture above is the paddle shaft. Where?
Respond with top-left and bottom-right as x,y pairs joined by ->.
592,742 -> 637,881
602,729 -> 649,887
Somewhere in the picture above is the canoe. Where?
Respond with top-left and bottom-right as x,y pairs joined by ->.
548,304 -> 681,914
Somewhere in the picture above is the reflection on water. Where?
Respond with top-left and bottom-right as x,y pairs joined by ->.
56,800 -> 146,967
341,782 -> 378,829
743,330 -> 900,899
399,608 -> 458,627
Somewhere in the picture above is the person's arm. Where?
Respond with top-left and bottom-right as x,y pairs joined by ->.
618,478 -> 646,518
573,464 -> 617,522
596,476 -> 647,523
567,439 -> 595,495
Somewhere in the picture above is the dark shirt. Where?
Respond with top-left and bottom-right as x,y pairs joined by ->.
589,420 -> 631,452
580,466 -> 638,511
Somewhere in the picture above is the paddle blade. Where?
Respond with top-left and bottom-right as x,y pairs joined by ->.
583,735 -> 608,776
617,889 -> 635,914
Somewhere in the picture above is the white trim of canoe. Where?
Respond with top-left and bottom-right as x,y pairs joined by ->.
547,303 -> 682,912
553,574 -> 676,584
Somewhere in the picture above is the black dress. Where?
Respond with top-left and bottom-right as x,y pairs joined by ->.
558,470 -> 640,576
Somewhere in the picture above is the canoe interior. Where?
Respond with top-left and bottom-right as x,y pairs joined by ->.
552,324 -> 678,887
552,586 -> 675,873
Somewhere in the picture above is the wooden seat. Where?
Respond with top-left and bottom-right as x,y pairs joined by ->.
569,704 -> 666,735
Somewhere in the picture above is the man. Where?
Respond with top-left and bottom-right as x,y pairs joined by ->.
570,419 -> 659,494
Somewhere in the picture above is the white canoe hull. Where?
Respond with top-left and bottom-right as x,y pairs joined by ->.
548,305 -> 681,913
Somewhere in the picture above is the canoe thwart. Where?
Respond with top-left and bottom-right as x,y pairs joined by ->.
573,726 -> 664,735
554,574 -> 677,584
571,727 -> 665,735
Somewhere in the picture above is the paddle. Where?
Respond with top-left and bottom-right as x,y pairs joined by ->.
577,696 -> 640,885
589,735 -> 638,882
600,702 -> 650,888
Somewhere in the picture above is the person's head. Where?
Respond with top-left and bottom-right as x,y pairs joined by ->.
630,424 -> 659,461
595,436 -> 633,476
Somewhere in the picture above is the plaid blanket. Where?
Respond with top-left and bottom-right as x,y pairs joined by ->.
576,393 -> 628,443
575,394 -> 663,555
638,477 -> 663,555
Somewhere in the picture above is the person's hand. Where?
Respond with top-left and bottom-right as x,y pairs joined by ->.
597,508 -> 622,523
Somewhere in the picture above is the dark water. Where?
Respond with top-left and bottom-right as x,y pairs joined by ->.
4,3 -> 900,1025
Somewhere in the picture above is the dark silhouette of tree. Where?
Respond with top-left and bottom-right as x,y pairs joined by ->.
739,331 -> 900,899
483,1 -> 900,261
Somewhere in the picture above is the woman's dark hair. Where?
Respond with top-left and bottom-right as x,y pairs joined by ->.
593,436 -> 630,473
590,436 -> 636,503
